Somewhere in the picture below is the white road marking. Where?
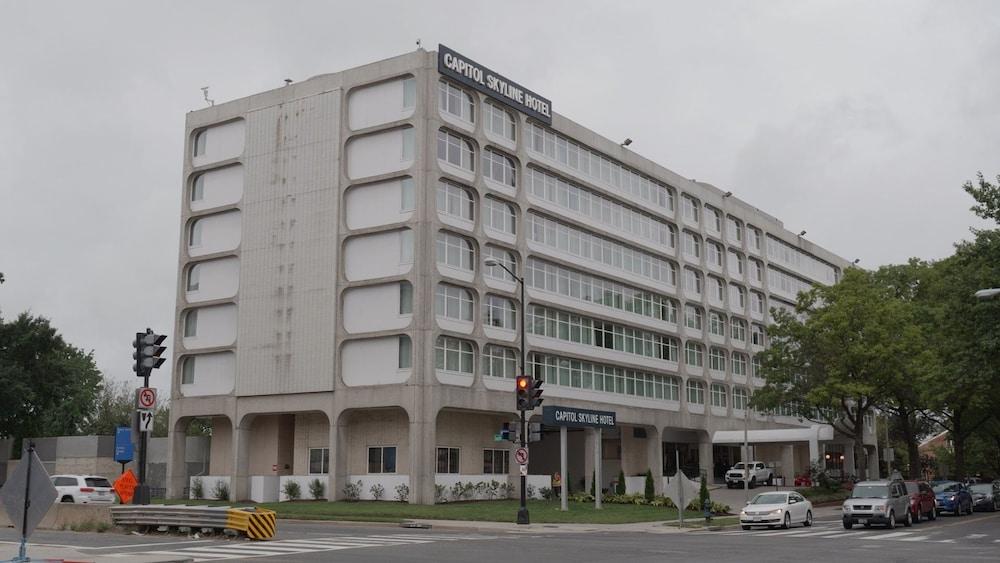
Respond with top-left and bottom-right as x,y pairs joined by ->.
899,535 -> 930,542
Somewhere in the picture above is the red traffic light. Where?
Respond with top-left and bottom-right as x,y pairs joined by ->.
517,376 -> 530,390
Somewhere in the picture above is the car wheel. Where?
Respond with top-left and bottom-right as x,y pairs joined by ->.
887,511 -> 896,529
750,476 -> 757,489
60,496 -> 74,503
967,502 -> 975,515
804,510 -> 813,527
767,474 -> 774,486
993,498 -> 999,512
843,520 -> 853,530
913,508 -> 921,523
742,525 -> 751,530
781,513 -> 791,529
903,510 -> 912,528
928,507 -> 937,520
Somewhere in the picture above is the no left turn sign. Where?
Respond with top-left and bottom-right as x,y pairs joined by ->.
137,387 -> 157,409
514,447 -> 529,465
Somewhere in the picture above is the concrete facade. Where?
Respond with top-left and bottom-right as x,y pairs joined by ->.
167,47 -> 876,504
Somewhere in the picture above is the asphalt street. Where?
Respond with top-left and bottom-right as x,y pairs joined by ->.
0,510 -> 997,562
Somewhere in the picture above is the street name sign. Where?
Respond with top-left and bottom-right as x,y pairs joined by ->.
0,449 -> 57,538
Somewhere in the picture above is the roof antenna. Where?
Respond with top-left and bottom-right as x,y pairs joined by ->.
416,38 -> 422,50
201,86 -> 215,107
284,79 -> 293,86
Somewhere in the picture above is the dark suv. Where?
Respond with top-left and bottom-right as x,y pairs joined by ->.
903,480 -> 937,523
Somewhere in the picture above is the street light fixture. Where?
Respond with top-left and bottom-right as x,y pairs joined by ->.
974,288 -> 1000,300
484,256 -> 530,525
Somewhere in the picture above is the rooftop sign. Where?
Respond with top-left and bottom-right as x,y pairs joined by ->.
438,44 -> 552,125
542,405 -> 616,429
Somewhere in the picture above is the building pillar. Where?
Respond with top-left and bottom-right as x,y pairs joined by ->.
647,426 -> 663,494
409,408 -> 437,505
808,436 -> 820,467
329,413 -> 347,501
697,436 -> 714,482
166,419 -> 187,499
231,422 -> 252,502
583,428 -> 596,493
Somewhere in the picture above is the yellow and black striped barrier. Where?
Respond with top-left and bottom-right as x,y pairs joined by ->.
226,507 -> 277,540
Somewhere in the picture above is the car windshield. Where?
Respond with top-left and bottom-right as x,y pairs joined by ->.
732,463 -> 746,470
851,485 -> 889,498
970,484 -> 992,494
750,493 -> 787,505
85,478 -> 112,488
932,482 -> 960,493
904,482 -> 919,494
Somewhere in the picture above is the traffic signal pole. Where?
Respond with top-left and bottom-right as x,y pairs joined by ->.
517,275 -> 529,525
131,328 -> 166,505
134,367 -> 151,505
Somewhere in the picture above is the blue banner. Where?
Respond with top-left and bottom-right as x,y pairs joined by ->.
114,426 -> 133,463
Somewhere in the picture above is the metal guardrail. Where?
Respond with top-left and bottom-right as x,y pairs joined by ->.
110,505 -> 276,540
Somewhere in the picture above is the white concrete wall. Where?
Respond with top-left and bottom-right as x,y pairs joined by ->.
346,127 -> 414,180
344,229 -> 413,281
189,210 -> 241,257
183,303 -> 238,349
191,164 -> 243,212
186,257 -> 240,303
180,351 -> 236,397
343,282 -> 411,334
278,475 -> 330,501
192,120 -> 245,167
344,177 -> 414,230
348,77 -> 414,130
347,475 -> 410,501
341,336 -> 411,386
250,475 -> 279,503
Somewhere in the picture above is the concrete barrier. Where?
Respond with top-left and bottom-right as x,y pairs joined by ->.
0,503 -> 113,530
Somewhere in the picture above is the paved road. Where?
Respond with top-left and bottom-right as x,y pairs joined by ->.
1,511 -> 997,562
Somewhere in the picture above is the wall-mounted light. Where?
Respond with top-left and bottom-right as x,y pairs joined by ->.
853,258 -> 860,265
798,230 -> 807,236
621,138 -> 632,147
723,191 -> 732,198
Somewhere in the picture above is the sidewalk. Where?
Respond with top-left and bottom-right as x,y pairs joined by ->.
0,544 -> 191,563
402,517 -> 697,534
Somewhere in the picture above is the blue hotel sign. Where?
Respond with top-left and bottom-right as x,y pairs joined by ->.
438,44 -> 552,125
542,406 -> 616,429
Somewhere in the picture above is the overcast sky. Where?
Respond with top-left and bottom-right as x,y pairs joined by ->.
1,0 -> 997,391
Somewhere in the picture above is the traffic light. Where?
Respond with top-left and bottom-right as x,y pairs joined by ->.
516,375 -> 531,411
133,329 -> 167,377
529,378 -> 544,409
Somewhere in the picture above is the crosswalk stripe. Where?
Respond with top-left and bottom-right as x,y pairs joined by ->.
869,532 -> 914,540
899,535 -> 930,542
786,530 -> 843,537
965,534 -> 987,539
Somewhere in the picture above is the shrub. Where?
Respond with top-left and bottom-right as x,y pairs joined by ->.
539,486 -> 555,500
282,480 -> 302,501
498,481 -> 512,499
394,483 -> 409,503
616,470 -> 626,495
451,481 -> 472,501
590,471 -> 596,496
644,469 -> 655,502
190,478 -> 204,500
526,484 -> 536,499
308,478 -> 326,500
212,480 -> 230,501
698,474 -> 710,512
343,480 -> 362,501
569,492 -> 595,503
370,483 -> 385,501
474,481 -> 488,499
434,483 -> 447,503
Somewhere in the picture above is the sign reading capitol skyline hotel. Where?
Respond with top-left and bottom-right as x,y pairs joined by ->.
438,44 -> 552,125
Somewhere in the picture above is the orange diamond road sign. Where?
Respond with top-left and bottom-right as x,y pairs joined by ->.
114,469 -> 138,504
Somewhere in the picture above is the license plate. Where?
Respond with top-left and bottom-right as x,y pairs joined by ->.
752,516 -> 761,521
857,518 -> 867,524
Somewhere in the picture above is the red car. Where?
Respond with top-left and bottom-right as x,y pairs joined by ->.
904,480 -> 937,522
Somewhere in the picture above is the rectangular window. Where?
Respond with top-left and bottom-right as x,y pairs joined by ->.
483,449 -> 510,474
686,381 -> 705,404
399,230 -> 414,264
399,281 -> 413,315
181,357 -> 195,384
402,77 -> 416,109
398,335 -> 412,369
436,447 -> 460,474
183,310 -> 198,337
399,177 -> 415,211
309,448 -> 330,474
368,446 -> 397,473
711,384 -> 727,408
401,128 -> 415,161
186,264 -> 200,292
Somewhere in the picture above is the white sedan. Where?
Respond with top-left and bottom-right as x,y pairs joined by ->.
740,491 -> 814,530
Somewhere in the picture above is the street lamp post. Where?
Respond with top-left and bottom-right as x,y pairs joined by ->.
485,257 -> 530,525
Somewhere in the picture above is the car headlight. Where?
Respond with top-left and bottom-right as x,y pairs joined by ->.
770,508 -> 783,515
873,505 -> 885,512
842,505 -> 850,512
948,495 -> 955,501
740,510 -> 747,516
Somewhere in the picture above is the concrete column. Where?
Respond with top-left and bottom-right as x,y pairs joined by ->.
780,445 -> 795,483
594,428 -> 602,509
583,428 -> 596,493
808,436 -> 820,466
647,427 -> 663,494
697,438 -> 714,482
409,408 -> 437,505
165,420 -> 187,499
328,414 -> 347,501
560,425 -> 568,511
231,423 -> 252,502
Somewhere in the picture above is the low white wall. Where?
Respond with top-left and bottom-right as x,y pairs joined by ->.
624,476 -> 647,495
190,475 -> 231,500
250,475 -> 279,503
278,475 -> 329,501
346,474 -> 409,501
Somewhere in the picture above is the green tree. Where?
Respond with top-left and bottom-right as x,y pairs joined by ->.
963,171 -> 1000,223
752,268 -> 916,479
0,312 -> 102,441
79,379 -> 133,436
644,469 -> 655,502
616,469 -> 626,495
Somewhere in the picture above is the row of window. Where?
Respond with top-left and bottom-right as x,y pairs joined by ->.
437,129 -> 516,187
439,80 -> 516,142
434,284 -> 517,329
526,167 -> 675,249
527,213 -> 676,286
766,235 -> 838,284
436,180 -> 517,235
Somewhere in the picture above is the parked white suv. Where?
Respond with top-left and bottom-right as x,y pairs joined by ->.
726,461 -> 774,488
51,475 -> 115,504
